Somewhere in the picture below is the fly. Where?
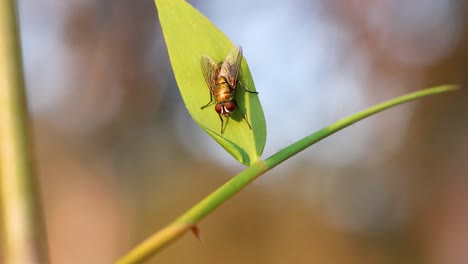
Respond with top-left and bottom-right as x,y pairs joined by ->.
200,46 -> 258,134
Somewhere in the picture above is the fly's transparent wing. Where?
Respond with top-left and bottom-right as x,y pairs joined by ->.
200,55 -> 219,93
220,46 -> 242,89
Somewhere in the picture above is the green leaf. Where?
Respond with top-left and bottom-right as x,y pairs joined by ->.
155,0 -> 266,165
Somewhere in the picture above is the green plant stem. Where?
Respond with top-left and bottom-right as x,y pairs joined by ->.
0,1 -> 49,263
116,85 -> 458,264
264,85 -> 458,168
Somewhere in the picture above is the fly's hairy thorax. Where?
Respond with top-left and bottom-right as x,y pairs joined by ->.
214,76 -> 234,102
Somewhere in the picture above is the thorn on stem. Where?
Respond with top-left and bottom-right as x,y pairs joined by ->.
190,225 -> 202,241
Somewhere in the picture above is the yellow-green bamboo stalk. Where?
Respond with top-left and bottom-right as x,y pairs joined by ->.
0,1 -> 49,263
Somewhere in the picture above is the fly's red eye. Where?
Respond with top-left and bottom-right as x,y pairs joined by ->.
224,101 -> 236,112
215,104 -> 222,113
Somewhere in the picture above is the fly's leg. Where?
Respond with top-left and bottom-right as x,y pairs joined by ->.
234,100 -> 252,130
235,81 -> 254,130
201,93 -> 215,109
237,80 -> 258,94
218,113 -> 225,134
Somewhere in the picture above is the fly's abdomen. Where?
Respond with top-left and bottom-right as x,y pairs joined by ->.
214,77 -> 233,102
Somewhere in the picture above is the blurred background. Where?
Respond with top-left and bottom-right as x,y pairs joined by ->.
15,0 -> 468,263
